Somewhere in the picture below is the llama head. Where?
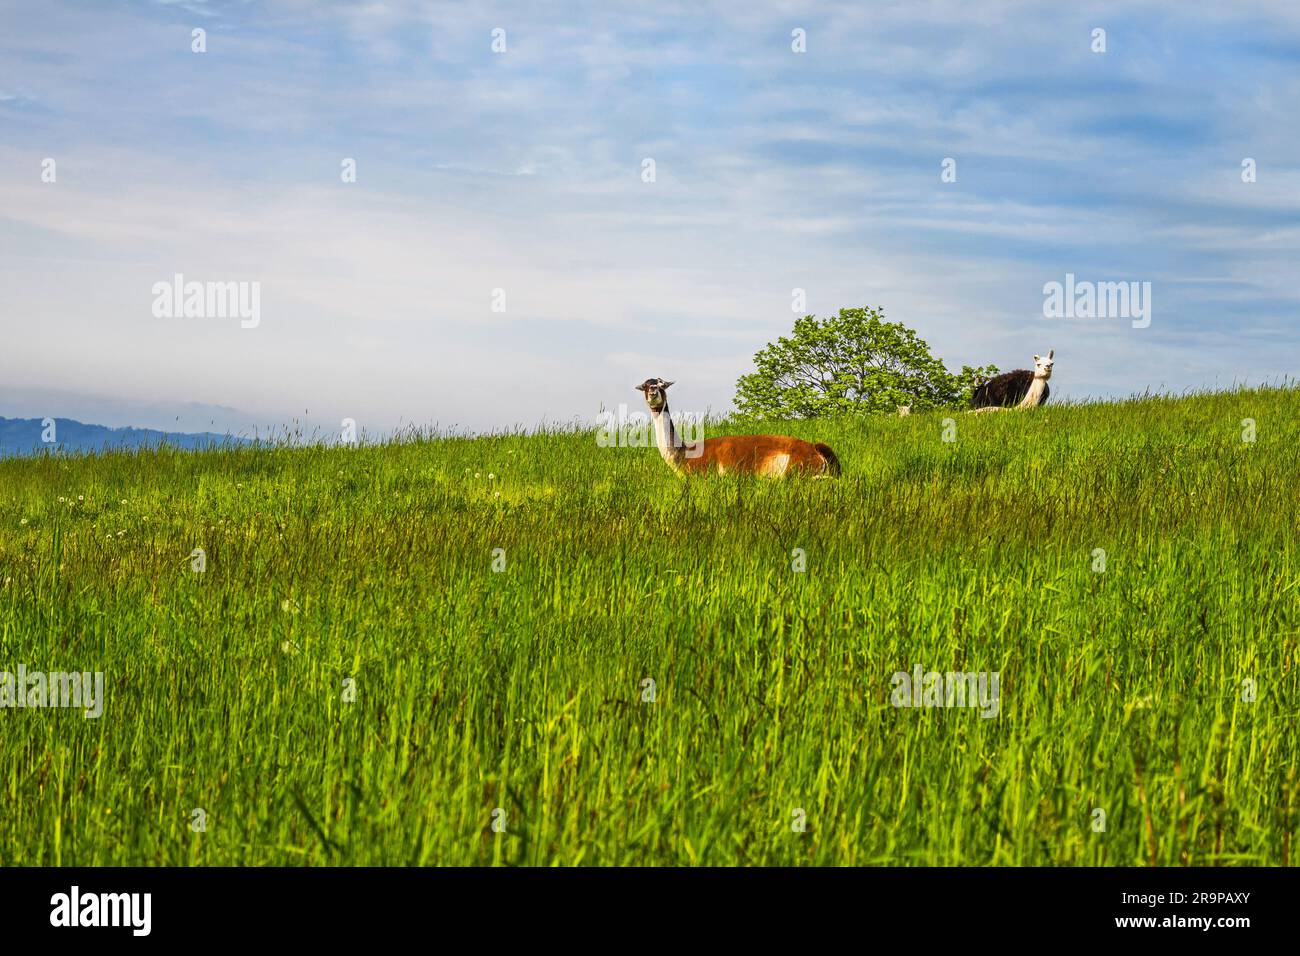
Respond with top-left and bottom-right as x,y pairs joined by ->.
636,377 -> 673,412
1032,349 -> 1055,380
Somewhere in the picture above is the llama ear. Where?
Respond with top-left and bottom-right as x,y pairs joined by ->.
662,381 -> 674,389
1048,349 -> 1054,359
1033,355 -> 1040,362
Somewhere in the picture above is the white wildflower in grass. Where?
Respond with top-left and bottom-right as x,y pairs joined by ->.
77,495 -> 84,502
19,518 -> 28,526
120,499 -> 128,506
488,473 -> 495,480
58,496 -> 66,503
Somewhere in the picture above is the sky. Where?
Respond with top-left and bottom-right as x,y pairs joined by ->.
2,0 -> 1298,435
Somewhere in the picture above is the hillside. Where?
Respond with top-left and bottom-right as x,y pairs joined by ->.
0,386 -> 1297,865
0,416 -> 244,458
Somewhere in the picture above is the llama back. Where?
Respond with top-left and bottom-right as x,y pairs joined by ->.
972,369 -> 1035,408
685,434 -> 838,477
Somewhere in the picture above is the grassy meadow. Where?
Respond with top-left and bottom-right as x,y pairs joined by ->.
1,386 -> 1297,866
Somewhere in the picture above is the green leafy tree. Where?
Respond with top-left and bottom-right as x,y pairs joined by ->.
734,306 -> 997,418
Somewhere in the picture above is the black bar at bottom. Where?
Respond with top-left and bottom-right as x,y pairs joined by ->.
0,866 -> 1289,942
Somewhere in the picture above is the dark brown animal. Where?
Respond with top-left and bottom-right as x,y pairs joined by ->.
971,350 -> 1054,409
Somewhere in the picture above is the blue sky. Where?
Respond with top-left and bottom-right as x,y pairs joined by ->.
2,0 -> 1298,433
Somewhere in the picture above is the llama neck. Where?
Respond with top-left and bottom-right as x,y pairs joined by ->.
1017,375 -> 1048,408
650,404 -> 685,473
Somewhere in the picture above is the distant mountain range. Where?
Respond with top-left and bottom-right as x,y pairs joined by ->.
0,416 -> 247,458
0,387 -> 260,435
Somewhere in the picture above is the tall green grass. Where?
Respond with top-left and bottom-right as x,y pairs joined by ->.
1,387 -> 1297,865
